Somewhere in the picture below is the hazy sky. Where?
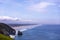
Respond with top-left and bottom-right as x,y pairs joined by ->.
0,0 -> 60,24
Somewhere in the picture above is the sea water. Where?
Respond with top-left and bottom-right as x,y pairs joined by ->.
13,24 -> 60,40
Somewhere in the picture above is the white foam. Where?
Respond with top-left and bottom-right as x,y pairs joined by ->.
9,35 -> 16,38
20,29 -> 28,32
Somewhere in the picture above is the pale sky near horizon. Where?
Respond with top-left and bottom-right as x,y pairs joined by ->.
0,0 -> 60,24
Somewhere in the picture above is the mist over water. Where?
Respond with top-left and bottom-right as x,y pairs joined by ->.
12,25 -> 39,32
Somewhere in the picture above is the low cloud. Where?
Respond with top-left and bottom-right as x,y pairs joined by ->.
0,16 -> 20,21
27,2 -> 56,12
0,16 -> 33,22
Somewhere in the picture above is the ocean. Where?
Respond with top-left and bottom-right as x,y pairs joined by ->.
12,24 -> 60,40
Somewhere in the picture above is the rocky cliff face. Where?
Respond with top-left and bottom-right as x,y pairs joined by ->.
0,23 -> 16,36
0,23 -> 23,39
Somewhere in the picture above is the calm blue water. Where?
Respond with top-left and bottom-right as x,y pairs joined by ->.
15,25 -> 60,40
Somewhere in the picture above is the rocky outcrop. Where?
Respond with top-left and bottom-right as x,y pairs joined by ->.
0,23 -> 22,38
0,23 -> 16,35
18,31 -> 22,35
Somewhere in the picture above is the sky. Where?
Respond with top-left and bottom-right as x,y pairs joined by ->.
0,0 -> 60,24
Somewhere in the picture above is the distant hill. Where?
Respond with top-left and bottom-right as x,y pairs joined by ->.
8,24 -> 37,27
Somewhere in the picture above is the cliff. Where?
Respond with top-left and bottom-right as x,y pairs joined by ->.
0,23 -> 22,39
0,23 -> 16,36
0,23 -> 16,40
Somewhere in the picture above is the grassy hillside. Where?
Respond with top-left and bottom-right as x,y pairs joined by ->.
0,34 -> 13,40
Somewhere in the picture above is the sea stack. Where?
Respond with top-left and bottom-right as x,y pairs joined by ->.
18,31 -> 22,35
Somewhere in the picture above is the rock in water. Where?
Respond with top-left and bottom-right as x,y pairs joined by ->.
18,31 -> 22,35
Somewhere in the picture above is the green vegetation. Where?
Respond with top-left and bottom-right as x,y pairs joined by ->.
0,23 -> 16,40
0,34 -> 13,40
